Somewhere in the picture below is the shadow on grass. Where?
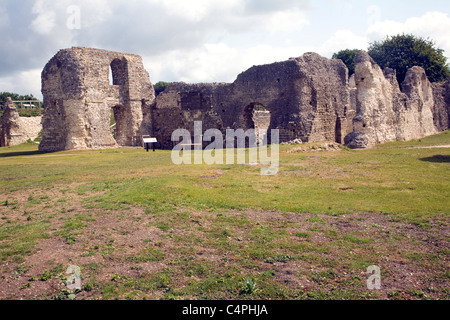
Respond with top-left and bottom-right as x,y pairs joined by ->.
0,150 -> 48,158
419,155 -> 450,163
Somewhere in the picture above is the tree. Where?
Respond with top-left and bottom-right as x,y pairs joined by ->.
0,92 -> 37,102
368,34 -> 450,83
332,49 -> 359,76
0,92 -> 43,116
153,81 -> 171,96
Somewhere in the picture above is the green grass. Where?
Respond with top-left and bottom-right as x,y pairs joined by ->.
0,130 -> 449,300
0,221 -> 50,262
1,132 -> 449,219
343,235 -> 374,244
127,247 -> 166,263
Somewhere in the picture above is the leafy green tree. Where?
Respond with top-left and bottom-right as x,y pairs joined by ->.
368,34 -> 450,83
332,49 -> 359,76
1,92 -> 42,116
0,92 -> 37,102
153,82 -> 171,96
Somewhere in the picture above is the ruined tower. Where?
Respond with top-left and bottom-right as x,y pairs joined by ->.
39,47 -> 155,152
0,97 -> 42,147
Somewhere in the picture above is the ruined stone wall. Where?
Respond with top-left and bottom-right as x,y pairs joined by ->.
401,66 -> 437,139
345,51 -> 441,148
252,110 -> 271,145
18,117 -> 43,143
154,50 -> 448,150
152,82 -> 226,149
0,97 -> 42,147
226,54 -> 353,144
432,80 -> 450,131
152,53 -> 353,148
38,47 -> 450,152
39,47 -> 155,152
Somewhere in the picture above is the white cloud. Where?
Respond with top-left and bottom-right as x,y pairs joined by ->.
367,11 -> 450,57
0,1 -> 10,30
0,69 -> 42,99
72,0 -> 113,28
319,30 -> 369,57
366,5 -> 382,27
145,43 -> 240,84
145,42 -> 318,84
30,0 -> 56,35
152,0 -> 240,22
2,1 -> 450,97
265,10 -> 310,33
145,29 -> 369,84
145,11 -> 450,84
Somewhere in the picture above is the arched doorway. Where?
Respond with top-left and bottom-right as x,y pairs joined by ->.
110,58 -> 127,86
243,103 -> 271,146
110,106 -> 118,140
108,58 -> 129,146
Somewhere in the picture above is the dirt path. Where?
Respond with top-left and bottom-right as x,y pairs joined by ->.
412,145 -> 450,149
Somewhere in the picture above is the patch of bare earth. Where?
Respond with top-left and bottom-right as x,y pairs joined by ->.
0,185 -> 448,300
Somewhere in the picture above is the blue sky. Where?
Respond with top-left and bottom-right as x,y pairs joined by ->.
0,0 -> 449,99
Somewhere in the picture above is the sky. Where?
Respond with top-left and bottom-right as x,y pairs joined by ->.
1,0 -> 450,100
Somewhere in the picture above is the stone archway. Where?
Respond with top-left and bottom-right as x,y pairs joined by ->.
108,58 -> 138,146
243,103 -> 271,146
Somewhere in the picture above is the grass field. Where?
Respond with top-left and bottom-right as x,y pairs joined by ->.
0,131 -> 448,300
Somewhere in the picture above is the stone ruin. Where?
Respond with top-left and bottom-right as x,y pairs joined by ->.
152,53 -> 353,150
39,47 -> 154,152
0,97 -> 42,147
38,47 -> 450,152
346,51 -> 444,148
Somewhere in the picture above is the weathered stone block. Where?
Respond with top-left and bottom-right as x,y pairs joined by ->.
0,98 -> 42,147
344,132 -> 370,149
39,47 -> 155,152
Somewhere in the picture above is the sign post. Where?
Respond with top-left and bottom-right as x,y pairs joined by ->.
143,137 -> 157,152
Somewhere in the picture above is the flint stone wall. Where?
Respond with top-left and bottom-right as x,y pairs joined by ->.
346,51 -> 440,148
153,50 -> 449,150
38,48 -> 450,152
432,80 -> 450,132
0,97 -> 42,147
153,53 -> 353,149
39,47 -> 155,152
